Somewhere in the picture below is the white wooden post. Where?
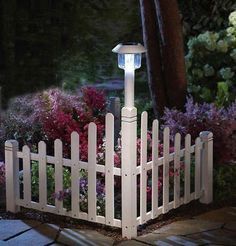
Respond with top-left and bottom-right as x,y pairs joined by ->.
105,113 -> 115,226
199,131 -> 213,204
121,107 -> 137,239
163,127 -> 170,214
151,119 -> 159,218
39,141 -> 47,210
140,111 -> 148,224
71,132 -> 80,218
88,123 -> 97,222
5,140 -> 20,213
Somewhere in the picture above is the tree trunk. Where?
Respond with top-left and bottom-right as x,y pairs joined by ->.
139,0 -> 168,118
154,0 -> 187,109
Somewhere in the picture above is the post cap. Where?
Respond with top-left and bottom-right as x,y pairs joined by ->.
112,43 -> 146,54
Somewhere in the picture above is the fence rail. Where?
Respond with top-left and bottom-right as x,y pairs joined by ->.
5,111 -> 213,239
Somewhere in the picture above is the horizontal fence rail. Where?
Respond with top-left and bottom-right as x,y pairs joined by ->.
5,111 -> 213,239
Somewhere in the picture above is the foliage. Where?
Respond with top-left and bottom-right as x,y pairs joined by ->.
0,87 -> 107,161
28,162 -> 58,204
162,98 -> 236,164
186,11 -> 236,106
42,87 -> 106,160
214,165 -> 236,200
56,0 -> 141,87
0,94 -> 44,158
179,0 -> 236,37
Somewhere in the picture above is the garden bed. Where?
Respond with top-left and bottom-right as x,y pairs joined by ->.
0,199 -> 235,243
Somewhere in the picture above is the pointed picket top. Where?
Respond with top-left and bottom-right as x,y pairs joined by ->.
106,112 -> 114,122
174,132 -> 181,208
163,126 -> 170,214
71,131 -> 79,141
22,145 -> 30,153
174,132 -> 181,142
185,134 -> 191,143
38,139 -> 47,210
140,110 -> 148,224
152,119 -> 159,130
152,118 -> 159,219
88,122 -> 97,132
22,143 -> 31,205
195,137 -> 201,199
88,121 -> 97,222
141,111 -> 148,119
184,133 -> 191,204
195,136 -> 201,145
54,138 -> 63,146
105,111 -> 115,226
71,131 -> 80,161
152,119 -> 159,158
38,141 -> 46,152
163,127 -> 170,135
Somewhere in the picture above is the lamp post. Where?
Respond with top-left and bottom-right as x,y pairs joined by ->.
112,43 -> 146,108
112,43 -> 146,238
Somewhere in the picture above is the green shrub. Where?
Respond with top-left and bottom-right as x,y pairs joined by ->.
186,11 -> 236,106
214,165 -> 236,201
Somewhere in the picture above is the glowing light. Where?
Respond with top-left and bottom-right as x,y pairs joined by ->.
118,53 -> 142,71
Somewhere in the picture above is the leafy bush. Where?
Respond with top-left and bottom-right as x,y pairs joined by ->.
0,94 -> 44,157
186,11 -> 236,106
0,87 -> 107,161
41,87 -> 106,160
162,98 -> 236,164
214,165 -> 236,200
179,0 -> 236,37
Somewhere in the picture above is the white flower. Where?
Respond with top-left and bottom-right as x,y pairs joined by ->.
198,31 -> 219,51
219,67 -> 235,80
217,40 -> 228,53
229,11 -> 236,27
230,49 -> 236,61
203,64 -> 215,77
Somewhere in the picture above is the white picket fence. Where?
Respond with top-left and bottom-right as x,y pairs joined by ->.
5,111 -> 213,239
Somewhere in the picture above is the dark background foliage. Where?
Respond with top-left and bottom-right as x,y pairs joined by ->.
0,0 -> 235,107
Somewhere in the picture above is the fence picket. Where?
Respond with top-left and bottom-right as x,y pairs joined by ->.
195,137 -> 201,199
55,139 -> 63,213
174,133 -> 181,208
152,119 -> 159,219
39,141 -> 47,210
88,123 -> 97,222
4,108 -> 213,239
23,145 -> 31,205
163,127 -> 170,213
140,111 -> 148,223
105,113 -> 115,226
71,132 -> 80,218
184,134 -> 191,203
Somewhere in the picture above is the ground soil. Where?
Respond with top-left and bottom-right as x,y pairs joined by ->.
0,196 -> 235,243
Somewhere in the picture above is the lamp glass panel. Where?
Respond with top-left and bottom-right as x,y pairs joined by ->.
118,53 -> 142,70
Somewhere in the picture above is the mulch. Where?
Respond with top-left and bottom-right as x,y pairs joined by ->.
0,196 -> 235,243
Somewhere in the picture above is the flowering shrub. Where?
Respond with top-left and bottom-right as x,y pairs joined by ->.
162,98 -> 236,164
186,11 -> 236,106
0,87 -> 107,161
40,87 -> 106,160
0,162 -> 5,186
0,94 -> 44,158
